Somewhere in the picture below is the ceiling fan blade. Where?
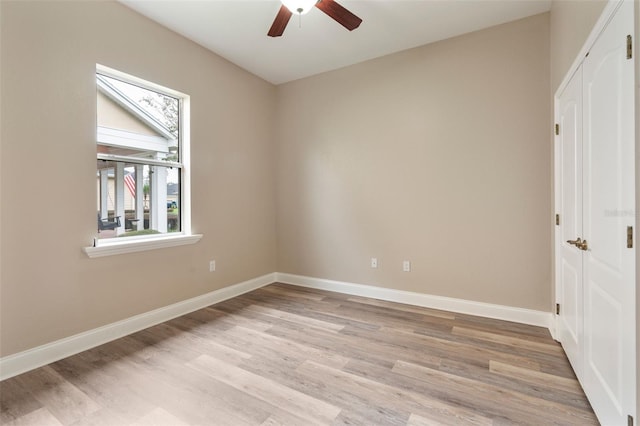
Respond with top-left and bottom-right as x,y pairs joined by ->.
315,0 -> 362,31
268,5 -> 293,37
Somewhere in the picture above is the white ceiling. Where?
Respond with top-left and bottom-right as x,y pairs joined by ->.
120,0 -> 551,85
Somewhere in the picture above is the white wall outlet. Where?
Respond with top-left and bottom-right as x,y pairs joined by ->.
209,260 -> 216,272
403,260 -> 411,272
371,257 -> 378,268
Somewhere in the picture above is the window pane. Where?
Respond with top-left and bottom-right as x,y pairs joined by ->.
96,74 -> 179,164
96,160 -> 181,239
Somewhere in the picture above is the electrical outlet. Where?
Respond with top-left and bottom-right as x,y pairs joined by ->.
371,257 -> 378,268
403,260 -> 411,272
209,260 -> 216,272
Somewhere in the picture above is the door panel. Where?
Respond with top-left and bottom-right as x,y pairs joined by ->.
561,258 -> 580,339
586,281 -> 622,402
582,1 -> 635,423
556,67 -> 583,378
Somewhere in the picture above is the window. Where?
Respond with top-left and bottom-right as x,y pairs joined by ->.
86,65 -> 200,257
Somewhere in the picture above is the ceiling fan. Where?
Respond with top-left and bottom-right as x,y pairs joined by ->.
268,0 -> 362,37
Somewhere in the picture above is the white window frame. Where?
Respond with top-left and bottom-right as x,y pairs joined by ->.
84,64 -> 201,258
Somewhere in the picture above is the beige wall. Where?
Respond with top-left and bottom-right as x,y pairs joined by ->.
0,1 -> 277,357
276,13 -> 551,311
550,0 -> 607,92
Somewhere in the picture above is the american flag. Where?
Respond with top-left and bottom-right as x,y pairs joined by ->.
124,172 -> 136,197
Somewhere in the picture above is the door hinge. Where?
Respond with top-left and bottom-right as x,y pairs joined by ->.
628,414 -> 633,426
555,214 -> 560,226
627,226 -> 633,248
627,35 -> 633,60
555,123 -> 559,135
556,303 -> 560,315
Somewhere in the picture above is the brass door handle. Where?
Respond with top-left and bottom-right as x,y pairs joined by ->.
567,238 -> 582,246
576,239 -> 588,251
567,238 -> 588,251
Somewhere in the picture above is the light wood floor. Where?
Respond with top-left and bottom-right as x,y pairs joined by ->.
1,283 -> 597,425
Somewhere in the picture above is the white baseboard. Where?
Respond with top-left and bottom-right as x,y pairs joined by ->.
276,273 -> 554,330
0,273 -> 275,381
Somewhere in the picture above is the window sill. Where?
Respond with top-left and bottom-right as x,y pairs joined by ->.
84,234 -> 203,258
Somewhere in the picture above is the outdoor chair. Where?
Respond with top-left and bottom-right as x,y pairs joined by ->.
97,213 -> 121,232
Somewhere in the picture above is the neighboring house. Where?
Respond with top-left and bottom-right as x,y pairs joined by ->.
96,75 -> 178,235
167,182 -> 179,207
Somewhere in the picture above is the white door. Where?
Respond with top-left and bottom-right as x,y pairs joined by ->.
582,1 -> 636,423
555,67 -> 584,379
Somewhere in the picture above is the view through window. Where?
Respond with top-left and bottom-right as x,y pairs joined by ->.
96,70 -> 183,241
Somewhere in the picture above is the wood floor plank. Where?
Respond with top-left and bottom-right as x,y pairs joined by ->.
224,325 -> 350,369
14,366 -> 101,425
297,360 -> 493,426
341,358 -> 537,425
437,358 -> 593,412
50,352 -> 157,423
320,300 -> 444,333
278,304 -> 382,332
454,312 -> 553,339
67,407 -> 130,426
489,360 -> 585,395
206,307 -> 275,332
238,353 -> 409,426
129,407 -> 190,426
392,360 -> 597,424
4,407 -> 64,426
452,325 -> 566,355
105,352 -> 265,426
0,283 -> 597,425
406,412 -> 449,426
75,332 -> 271,426
285,372 -> 408,424
345,296 -> 457,319
145,320 -> 253,366
267,321 -> 442,370
0,376 -> 42,424
212,303 -> 315,333
375,326 -> 544,371
187,354 -> 342,425
242,304 -> 345,332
